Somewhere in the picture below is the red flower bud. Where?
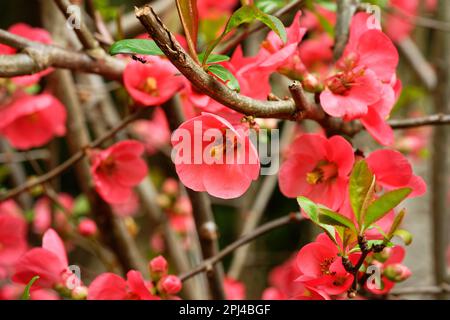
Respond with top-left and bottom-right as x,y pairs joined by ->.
149,255 -> 168,278
77,219 -> 97,237
160,275 -> 182,295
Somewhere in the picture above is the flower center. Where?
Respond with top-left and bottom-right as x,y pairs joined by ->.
325,69 -> 364,95
99,155 -> 116,175
261,40 -> 277,53
26,112 -> 40,123
142,77 -> 159,96
209,135 -> 239,160
306,161 -> 338,185
320,257 -> 336,275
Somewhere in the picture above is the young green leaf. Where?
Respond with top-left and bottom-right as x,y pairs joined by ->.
21,276 -> 40,300
176,0 -> 199,62
364,188 -> 412,228
318,208 -> 357,232
297,197 -> 338,245
109,39 -> 163,56
202,4 -> 286,64
349,160 -> 376,226
392,229 -> 413,245
197,53 -> 230,65
207,64 -> 240,91
386,209 -> 406,240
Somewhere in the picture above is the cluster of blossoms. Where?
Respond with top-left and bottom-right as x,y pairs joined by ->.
0,24 -> 66,150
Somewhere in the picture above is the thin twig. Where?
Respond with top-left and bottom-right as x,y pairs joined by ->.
390,283 -> 450,295
180,213 -> 305,282
0,29 -> 124,80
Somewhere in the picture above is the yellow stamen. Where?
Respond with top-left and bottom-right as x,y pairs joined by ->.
142,77 -> 159,96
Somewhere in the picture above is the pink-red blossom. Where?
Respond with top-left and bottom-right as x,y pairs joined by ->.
0,93 -> 67,150
279,134 -> 354,210
172,113 -> 260,199
90,140 -> 148,204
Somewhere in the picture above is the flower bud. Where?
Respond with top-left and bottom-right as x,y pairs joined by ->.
159,275 -> 182,295
124,217 -> 139,237
71,286 -> 88,300
173,196 -> 192,216
384,264 -> 411,282
162,178 -> 179,196
149,255 -> 168,279
302,74 -> 322,93
77,218 -> 97,237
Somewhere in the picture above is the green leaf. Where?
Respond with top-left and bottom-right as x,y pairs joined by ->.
314,10 -> 334,37
109,39 -> 163,56
73,195 -> 90,217
364,188 -> 412,228
198,53 -> 230,65
392,229 -> 413,246
318,207 -> 357,232
202,4 -> 286,65
225,5 -> 286,42
297,196 -> 319,220
207,64 -> 240,91
176,0 -> 199,61
386,209 -> 406,240
297,197 -> 338,245
256,0 -> 285,13
349,160 -> 376,226
21,276 -> 39,300
258,14 -> 287,43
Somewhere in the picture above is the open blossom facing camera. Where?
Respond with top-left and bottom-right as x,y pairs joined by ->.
0,93 -> 67,150
296,234 -> 357,296
13,229 -> 80,291
90,140 -> 148,204
0,0 -> 440,303
320,13 -> 399,145
172,113 -> 260,199
279,134 -> 354,210
124,57 -> 185,106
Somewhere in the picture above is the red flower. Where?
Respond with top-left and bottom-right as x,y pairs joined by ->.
279,134 -> 354,210
320,13 -> 400,146
224,277 -> 246,300
197,0 -> 238,18
296,234 -> 355,295
385,0 -> 419,43
159,275 -> 182,295
131,107 -> 170,155
77,219 -> 98,237
88,271 -> 159,300
13,229 -> 77,290
0,93 -> 67,150
366,149 -> 426,197
90,140 -> 148,204
33,193 -> 73,234
365,246 -> 410,295
0,207 -> 28,270
0,23 -> 53,86
262,256 -> 329,300
172,113 -> 260,199
123,57 -> 184,106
